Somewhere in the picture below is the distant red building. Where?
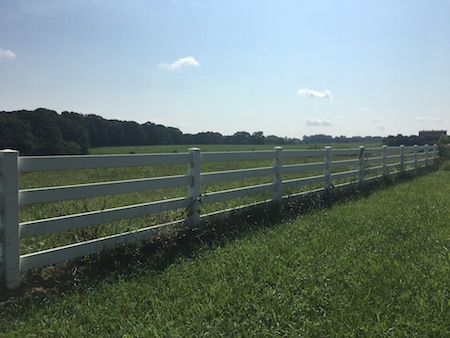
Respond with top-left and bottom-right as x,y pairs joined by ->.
419,130 -> 447,142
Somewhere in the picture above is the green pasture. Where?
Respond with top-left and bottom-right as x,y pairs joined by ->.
19,142 -> 425,256
2,164 -> 449,336
19,143 -> 390,255
89,142 -> 382,155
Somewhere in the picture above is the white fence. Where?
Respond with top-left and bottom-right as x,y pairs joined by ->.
0,144 -> 438,289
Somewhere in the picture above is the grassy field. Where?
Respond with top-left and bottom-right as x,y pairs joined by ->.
20,143 -> 387,254
89,142 -> 383,155
2,166 -> 449,336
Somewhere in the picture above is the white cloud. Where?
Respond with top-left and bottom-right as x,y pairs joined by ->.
159,56 -> 200,71
306,118 -> 332,127
334,114 -> 346,120
361,107 -> 371,111
414,116 -> 444,124
298,88 -> 332,99
370,118 -> 382,123
414,116 -> 428,121
0,49 -> 16,59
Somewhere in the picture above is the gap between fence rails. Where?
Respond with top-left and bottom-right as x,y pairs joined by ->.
0,144 -> 438,290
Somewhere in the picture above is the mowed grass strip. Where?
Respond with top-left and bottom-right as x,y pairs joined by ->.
2,169 -> 449,336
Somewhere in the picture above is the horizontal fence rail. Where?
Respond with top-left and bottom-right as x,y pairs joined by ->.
0,144 -> 438,289
19,175 -> 192,206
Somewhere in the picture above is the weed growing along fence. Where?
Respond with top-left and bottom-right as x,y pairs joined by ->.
0,145 -> 438,289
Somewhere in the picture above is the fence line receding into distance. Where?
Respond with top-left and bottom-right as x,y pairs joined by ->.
0,144 -> 438,289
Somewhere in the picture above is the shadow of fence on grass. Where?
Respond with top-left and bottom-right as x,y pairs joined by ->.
0,163 -> 439,308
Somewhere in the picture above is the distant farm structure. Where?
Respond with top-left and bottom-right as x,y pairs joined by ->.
419,130 -> 447,143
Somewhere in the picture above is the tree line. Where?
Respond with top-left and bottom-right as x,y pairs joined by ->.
382,134 -> 437,147
0,108 -> 303,155
0,108 -> 430,156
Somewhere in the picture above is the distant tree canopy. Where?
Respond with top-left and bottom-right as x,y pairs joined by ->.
0,109 -> 89,155
0,109 -> 301,155
1,108 -> 424,156
382,134 -> 428,147
0,109 -> 186,155
302,134 -> 384,144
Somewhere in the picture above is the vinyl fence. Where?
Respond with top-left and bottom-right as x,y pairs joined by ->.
0,144 -> 438,289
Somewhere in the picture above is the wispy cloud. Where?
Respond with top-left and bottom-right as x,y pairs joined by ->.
361,107 -> 371,111
414,116 -> 444,125
306,118 -> 332,127
414,116 -> 428,121
334,114 -> 346,120
368,118 -> 385,133
0,48 -> 16,59
159,56 -> 200,71
298,88 -> 332,99
240,109 -> 253,116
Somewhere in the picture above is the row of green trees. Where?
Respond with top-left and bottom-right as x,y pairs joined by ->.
301,134 -> 383,144
383,134 -> 432,147
1,108 -> 436,156
0,109 -> 304,155
1,109 -> 90,155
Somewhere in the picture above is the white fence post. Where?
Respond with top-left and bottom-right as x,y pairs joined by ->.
433,144 -> 438,161
399,145 -> 405,173
382,145 -> 387,177
358,146 -> 365,186
414,145 -> 418,170
187,148 -> 201,228
0,150 -> 20,290
273,147 -> 283,203
424,144 -> 429,167
273,147 -> 283,204
324,146 -> 332,193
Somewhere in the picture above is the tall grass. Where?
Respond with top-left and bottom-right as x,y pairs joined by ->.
2,168 -> 449,336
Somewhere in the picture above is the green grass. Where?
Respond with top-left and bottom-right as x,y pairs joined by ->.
17,143 -> 426,256
89,142 -> 383,155
17,145 -> 325,254
2,168 -> 449,336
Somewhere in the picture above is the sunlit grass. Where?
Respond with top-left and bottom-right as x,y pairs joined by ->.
88,142 -> 383,155
18,144 -> 428,255
2,168 -> 449,336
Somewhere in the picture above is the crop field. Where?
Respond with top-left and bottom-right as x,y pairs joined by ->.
2,158 -> 449,336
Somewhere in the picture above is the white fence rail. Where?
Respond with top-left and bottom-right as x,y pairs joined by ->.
0,144 -> 438,289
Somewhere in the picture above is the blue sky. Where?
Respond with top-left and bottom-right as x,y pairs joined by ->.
1,0 -> 449,138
